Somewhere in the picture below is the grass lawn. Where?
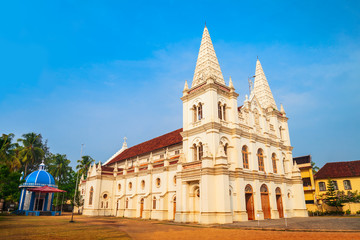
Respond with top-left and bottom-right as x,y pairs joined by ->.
0,214 -> 131,240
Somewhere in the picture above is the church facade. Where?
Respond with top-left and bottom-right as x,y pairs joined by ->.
80,26 -> 308,224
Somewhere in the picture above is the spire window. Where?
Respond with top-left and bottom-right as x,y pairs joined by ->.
193,103 -> 204,122
193,142 -> 203,161
218,102 -> 226,121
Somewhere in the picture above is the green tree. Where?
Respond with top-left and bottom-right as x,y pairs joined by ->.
0,134 -> 21,172
17,133 -> 44,176
47,154 -> 72,185
323,178 -> 344,210
76,155 -> 95,179
0,164 -> 24,202
311,160 -> 319,175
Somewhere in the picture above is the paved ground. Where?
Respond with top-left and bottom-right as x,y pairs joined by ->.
219,217 -> 360,231
1,214 -> 360,240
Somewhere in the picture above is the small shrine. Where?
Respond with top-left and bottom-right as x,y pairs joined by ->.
18,162 -> 66,216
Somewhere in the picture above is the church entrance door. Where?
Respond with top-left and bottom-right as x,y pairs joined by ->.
245,185 -> 254,220
275,188 -> 284,218
140,198 -> 144,218
260,184 -> 271,219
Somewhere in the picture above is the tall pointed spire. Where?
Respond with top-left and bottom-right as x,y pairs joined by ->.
192,26 -> 225,87
253,59 -> 277,110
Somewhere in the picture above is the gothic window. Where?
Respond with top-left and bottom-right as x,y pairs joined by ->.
193,105 -> 197,122
173,175 -> 177,185
260,184 -> 268,193
153,197 -> 157,209
272,153 -> 277,173
242,146 -> 249,169
89,186 -> 94,205
106,201 -> 108,208
193,144 -> 197,161
282,156 -> 286,173
156,178 -> 161,188
319,182 -> 326,191
224,143 -> 228,156
126,198 -> 129,208
198,103 -> 203,120
141,180 -> 145,190
223,104 -> 226,121
257,149 -> 265,172
218,102 -> 222,120
279,126 -> 283,139
129,182 -> 133,191
275,187 -> 281,194
198,143 -> 203,160
195,188 -> 200,198
118,184 -> 121,191
101,201 -> 104,208
344,180 -> 352,190
245,184 -> 253,193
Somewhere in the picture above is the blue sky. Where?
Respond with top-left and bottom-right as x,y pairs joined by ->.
1,1 -> 359,169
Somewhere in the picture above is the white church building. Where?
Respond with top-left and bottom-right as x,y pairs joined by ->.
80,26 -> 308,224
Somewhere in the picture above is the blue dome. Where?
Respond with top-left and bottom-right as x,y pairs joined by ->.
20,164 -> 56,188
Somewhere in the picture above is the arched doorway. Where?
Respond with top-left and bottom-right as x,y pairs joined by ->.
245,184 -> 255,220
260,184 -> 271,219
275,187 -> 284,218
140,198 -> 144,218
173,196 -> 176,220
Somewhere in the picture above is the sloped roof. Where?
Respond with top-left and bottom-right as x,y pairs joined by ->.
107,128 -> 183,165
315,160 -> 360,179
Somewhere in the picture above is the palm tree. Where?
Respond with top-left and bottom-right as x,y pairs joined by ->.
76,155 -> 95,179
47,154 -> 71,184
0,134 -> 21,172
17,133 -> 45,176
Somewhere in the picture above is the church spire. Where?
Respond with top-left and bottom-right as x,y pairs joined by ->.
192,26 -> 225,87
253,59 -> 277,110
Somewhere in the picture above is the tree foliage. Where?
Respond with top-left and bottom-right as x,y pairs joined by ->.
323,178 -> 344,210
76,155 -> 95,179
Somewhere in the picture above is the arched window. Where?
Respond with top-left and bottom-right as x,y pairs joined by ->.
141,180 -> 145,190
223,104 -> 226,121
272,153 -> 277,173
101,201 -> 104,208
89,186 -> 94,205
156,178 -> 161,188
193,142 -> 203,161
193,105 -> 197,122
245,184 -> 253,193
279,126 -> 283,139
126,198 -> 129,208
224,143 -> 228,156
198,143 -> 203,160
257,149 -> 265,171
198,103 -> 203,120
242,146 -> 249,169
260,184 -> 268,193
153,197 -> 157,209
106,201 -> 108,208
118,184 -> 121,191
218,102 -> 222,120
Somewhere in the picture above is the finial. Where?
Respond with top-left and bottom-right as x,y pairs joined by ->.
257,56 -> 259,60
122,137 -> 128,149
39,159 -> 45,170
205,21 -> 206,27
229,76 -> 234,89
184,80 -> 189,91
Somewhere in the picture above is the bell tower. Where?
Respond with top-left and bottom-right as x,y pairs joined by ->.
178,26 -> 239,224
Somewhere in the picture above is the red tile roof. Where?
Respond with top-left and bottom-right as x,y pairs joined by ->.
107,128 -> 183,165
315,160 -> 360,179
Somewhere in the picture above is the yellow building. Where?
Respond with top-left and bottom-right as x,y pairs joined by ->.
293,155 -> 316,210
314,160 -> 360,213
